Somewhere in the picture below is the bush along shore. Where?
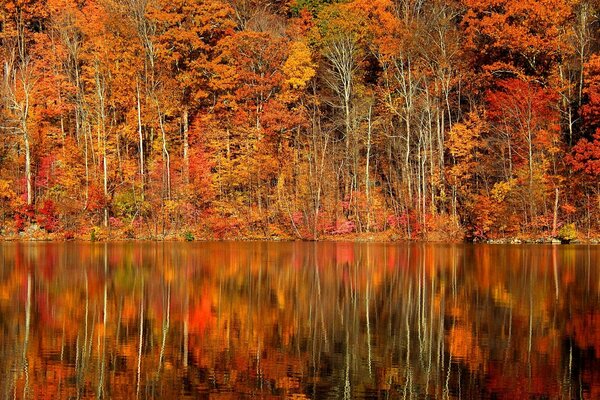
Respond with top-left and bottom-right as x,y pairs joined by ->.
1,220 -> 598,244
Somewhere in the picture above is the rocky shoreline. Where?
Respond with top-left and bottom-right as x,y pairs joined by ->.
485,237 -> 600,245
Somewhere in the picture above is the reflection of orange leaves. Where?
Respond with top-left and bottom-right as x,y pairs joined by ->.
486,361 -> 560,399
562,267 -> 575,286
95,321 -> 106,338
189,295 -> 214,333
492,285 -> 512,307
0,285 -> 9,301
447,325 -> 485,371
567,312 -> 600,357
163,266 -> 174,282
121,298 -> 137,321
448,305 -> 464,320
276,287 -> 286,309
582,367 -> 600,399
535,335 -> 550,355
119,343 -> 137,358
336,243 -> 355,265
277,376 -> 300,390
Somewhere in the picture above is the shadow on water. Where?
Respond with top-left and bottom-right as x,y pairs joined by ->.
0,242 -> 598,399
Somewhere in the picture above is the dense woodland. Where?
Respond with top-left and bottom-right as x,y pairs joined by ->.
1,0 -> 600,240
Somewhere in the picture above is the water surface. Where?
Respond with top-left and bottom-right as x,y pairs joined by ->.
0,242 -> 599,399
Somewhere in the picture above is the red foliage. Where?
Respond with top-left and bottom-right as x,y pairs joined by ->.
38,200 -> 59,232
86,184 -> 107,212
568,129 -> 600,177
14,205 -> 35,232
486,79 -> 559,166
35,155 -> 56,191
387,212 -> 422,236
109,217 -> 124,229
582,55 -> 600,132
331,220 -> 356,235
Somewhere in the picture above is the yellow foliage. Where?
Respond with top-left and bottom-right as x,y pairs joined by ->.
0,179 -> 15,201
283,41 -> 316,90
164,200 -> 179,215
446,112 -> 484,160
491,179 -> 516,203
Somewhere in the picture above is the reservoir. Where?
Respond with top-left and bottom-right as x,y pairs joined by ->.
0,242 -> 598,398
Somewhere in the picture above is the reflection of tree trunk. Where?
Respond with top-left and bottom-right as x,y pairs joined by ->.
158,283 -> 171,375
22,273 -> 32,397
552,245 -> 559,300
365,279 -> 372,377
137,279 -> 144,398
183,289 -> 189,368
77,270 -> 90,394
365,105 -> 372,232
97,248 -> 108,398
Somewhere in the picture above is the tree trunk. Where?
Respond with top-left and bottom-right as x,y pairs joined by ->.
183,109 -> 189,184
552,188 -> 559,236
23,125 -> 33,206
157,104 -> 171,200
137,80 -> 145,199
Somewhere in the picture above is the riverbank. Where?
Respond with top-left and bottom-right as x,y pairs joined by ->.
1,224 -> 599,244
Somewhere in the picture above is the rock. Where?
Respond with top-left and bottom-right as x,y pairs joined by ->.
550,238 -> 561,244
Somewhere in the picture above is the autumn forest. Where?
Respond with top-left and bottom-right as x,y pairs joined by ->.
1,0 -> 600,241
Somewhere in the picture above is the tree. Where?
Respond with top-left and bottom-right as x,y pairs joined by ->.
461,0 -> 571,80
485,78 -> 563,231
0,0 -> 49,206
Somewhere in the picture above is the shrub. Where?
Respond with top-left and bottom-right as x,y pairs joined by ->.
184,231 -> 195,241
557,223 -> 577,243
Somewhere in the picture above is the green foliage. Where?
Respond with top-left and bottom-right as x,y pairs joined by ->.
113,190 -> 138,219
290,0 -> 336,15
184,231 -> 195,241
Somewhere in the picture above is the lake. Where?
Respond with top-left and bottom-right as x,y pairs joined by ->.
0,242 -> 598,399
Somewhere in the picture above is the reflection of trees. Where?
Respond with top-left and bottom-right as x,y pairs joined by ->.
0,242 -> 598,398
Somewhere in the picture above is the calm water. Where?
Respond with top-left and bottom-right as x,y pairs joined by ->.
0,242 -> 599,399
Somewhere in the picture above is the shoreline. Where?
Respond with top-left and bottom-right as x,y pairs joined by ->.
1,233 -> 599,244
